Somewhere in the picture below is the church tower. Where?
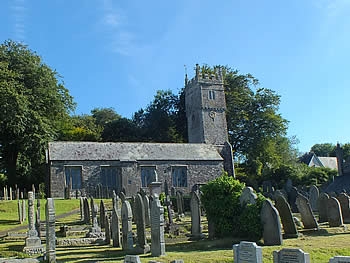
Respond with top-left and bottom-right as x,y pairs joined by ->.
185,64 -> 228,145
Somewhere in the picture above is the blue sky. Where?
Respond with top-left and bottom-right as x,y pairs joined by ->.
1,0 -> 350,153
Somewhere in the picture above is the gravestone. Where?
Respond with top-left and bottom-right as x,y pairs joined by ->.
329,256 -> 350,263
327,197 -> 343,227
273,248 -> 310,263
240,187 -> 257,206
284,179 -> 293,194
150,193 -> 166,256
22,197 -> 27,222
83,197 -> 90,224
79,197 -> 84,222
45,198 -> 56,263
119,191 -> 126,202
140,191 -> 150,227
190,191 -> 203,239
35,199 -> 41,237
105,213 -> 111,245
289,187 -> 299,213
90,198 -> 95,221
262,180 -> 274,196
261,199 -> 283,245
18,200 -> 23,224
134,193 -> 150,253
111,206 -> 121,247
275,195 -> 298,238
124,255 -> 141,263
121,200 -> 134,251
318,193 -> 330,223
176,191 -> 184,217
9,187 -> 12,200
87,204 -> 103,238
112,190 -> 119,211
23,191 -> 44,255
296,194 -> 319,229
336,193 -> 350,223
232,241 -> 262,263
309,185 -> 319,212
100,200 -> 107,229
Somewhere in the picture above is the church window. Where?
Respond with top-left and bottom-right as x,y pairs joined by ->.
209,90 -> 215,100
141,166 -> 157,187
65,166 -> 82,189
172,166 -> 187,187
100,166 -> 122,192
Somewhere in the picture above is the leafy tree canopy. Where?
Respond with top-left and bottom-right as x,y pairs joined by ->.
310,143 -> 336,157
0,40 -> 75,186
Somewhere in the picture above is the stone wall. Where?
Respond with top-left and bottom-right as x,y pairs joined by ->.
49,160 -> 223,198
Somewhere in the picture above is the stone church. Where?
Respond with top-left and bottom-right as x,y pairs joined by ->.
47,65 -> 234,198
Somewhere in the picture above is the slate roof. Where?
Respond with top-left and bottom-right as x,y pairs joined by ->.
48,141 -> 223,161
318,157 -> 338,170
299,153 -> 338,170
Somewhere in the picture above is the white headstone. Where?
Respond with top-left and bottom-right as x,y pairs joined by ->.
329,256 -> 350,263
273,248 -> 310,263
233,241 -> 263,263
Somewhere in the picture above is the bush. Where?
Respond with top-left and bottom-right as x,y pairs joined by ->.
201,172 -> 244,238
237,193 -> 265,241
201,172 -> 266,240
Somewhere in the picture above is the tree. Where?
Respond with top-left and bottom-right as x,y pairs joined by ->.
91,107 -> 121,127
102,117 -> 140,142
310,143 -> 336,157
132,90 -> 186,142
200,65 -> 291,178
58,115 -> 102,141
0,40 -> 75,186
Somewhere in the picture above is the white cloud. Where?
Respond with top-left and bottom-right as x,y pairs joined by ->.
10,0 -> 27,42
97,0 -> 136,56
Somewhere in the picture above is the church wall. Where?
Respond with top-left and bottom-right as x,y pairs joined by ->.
49,159 -> 223,198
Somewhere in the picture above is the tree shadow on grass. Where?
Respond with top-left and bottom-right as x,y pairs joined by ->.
0,219 -> 19,225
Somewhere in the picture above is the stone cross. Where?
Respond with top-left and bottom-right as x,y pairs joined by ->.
261,199 -> 283,245
233,241 -> 263,263
150,193 -> 166,257
134,193 -> 150,253
23,191 -> 44,255
111,206 -> 121,247
190,191 -> 202,239
296,194 -> 319,229
45,198 -> 56,263
121,199 -> 134,251
275,195 -> 298,238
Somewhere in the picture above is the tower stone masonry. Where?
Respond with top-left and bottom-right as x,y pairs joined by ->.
185,64 -> 228,146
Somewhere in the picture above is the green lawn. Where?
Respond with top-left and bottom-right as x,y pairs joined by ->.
1,199 -> 350,262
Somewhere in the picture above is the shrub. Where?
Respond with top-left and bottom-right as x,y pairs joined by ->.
201,172 -> 266,240
201,172 -> 244,238
237,193 -> 265,241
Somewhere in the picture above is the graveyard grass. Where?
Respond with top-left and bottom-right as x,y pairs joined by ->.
1,200 -> 350,262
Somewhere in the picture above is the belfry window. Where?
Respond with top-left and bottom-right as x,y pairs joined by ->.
209,90 -> 215,100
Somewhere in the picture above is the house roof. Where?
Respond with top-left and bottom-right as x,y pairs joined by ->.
318,157 -> 338,170
48,141 -> 224,161
299,152 -> 338,170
